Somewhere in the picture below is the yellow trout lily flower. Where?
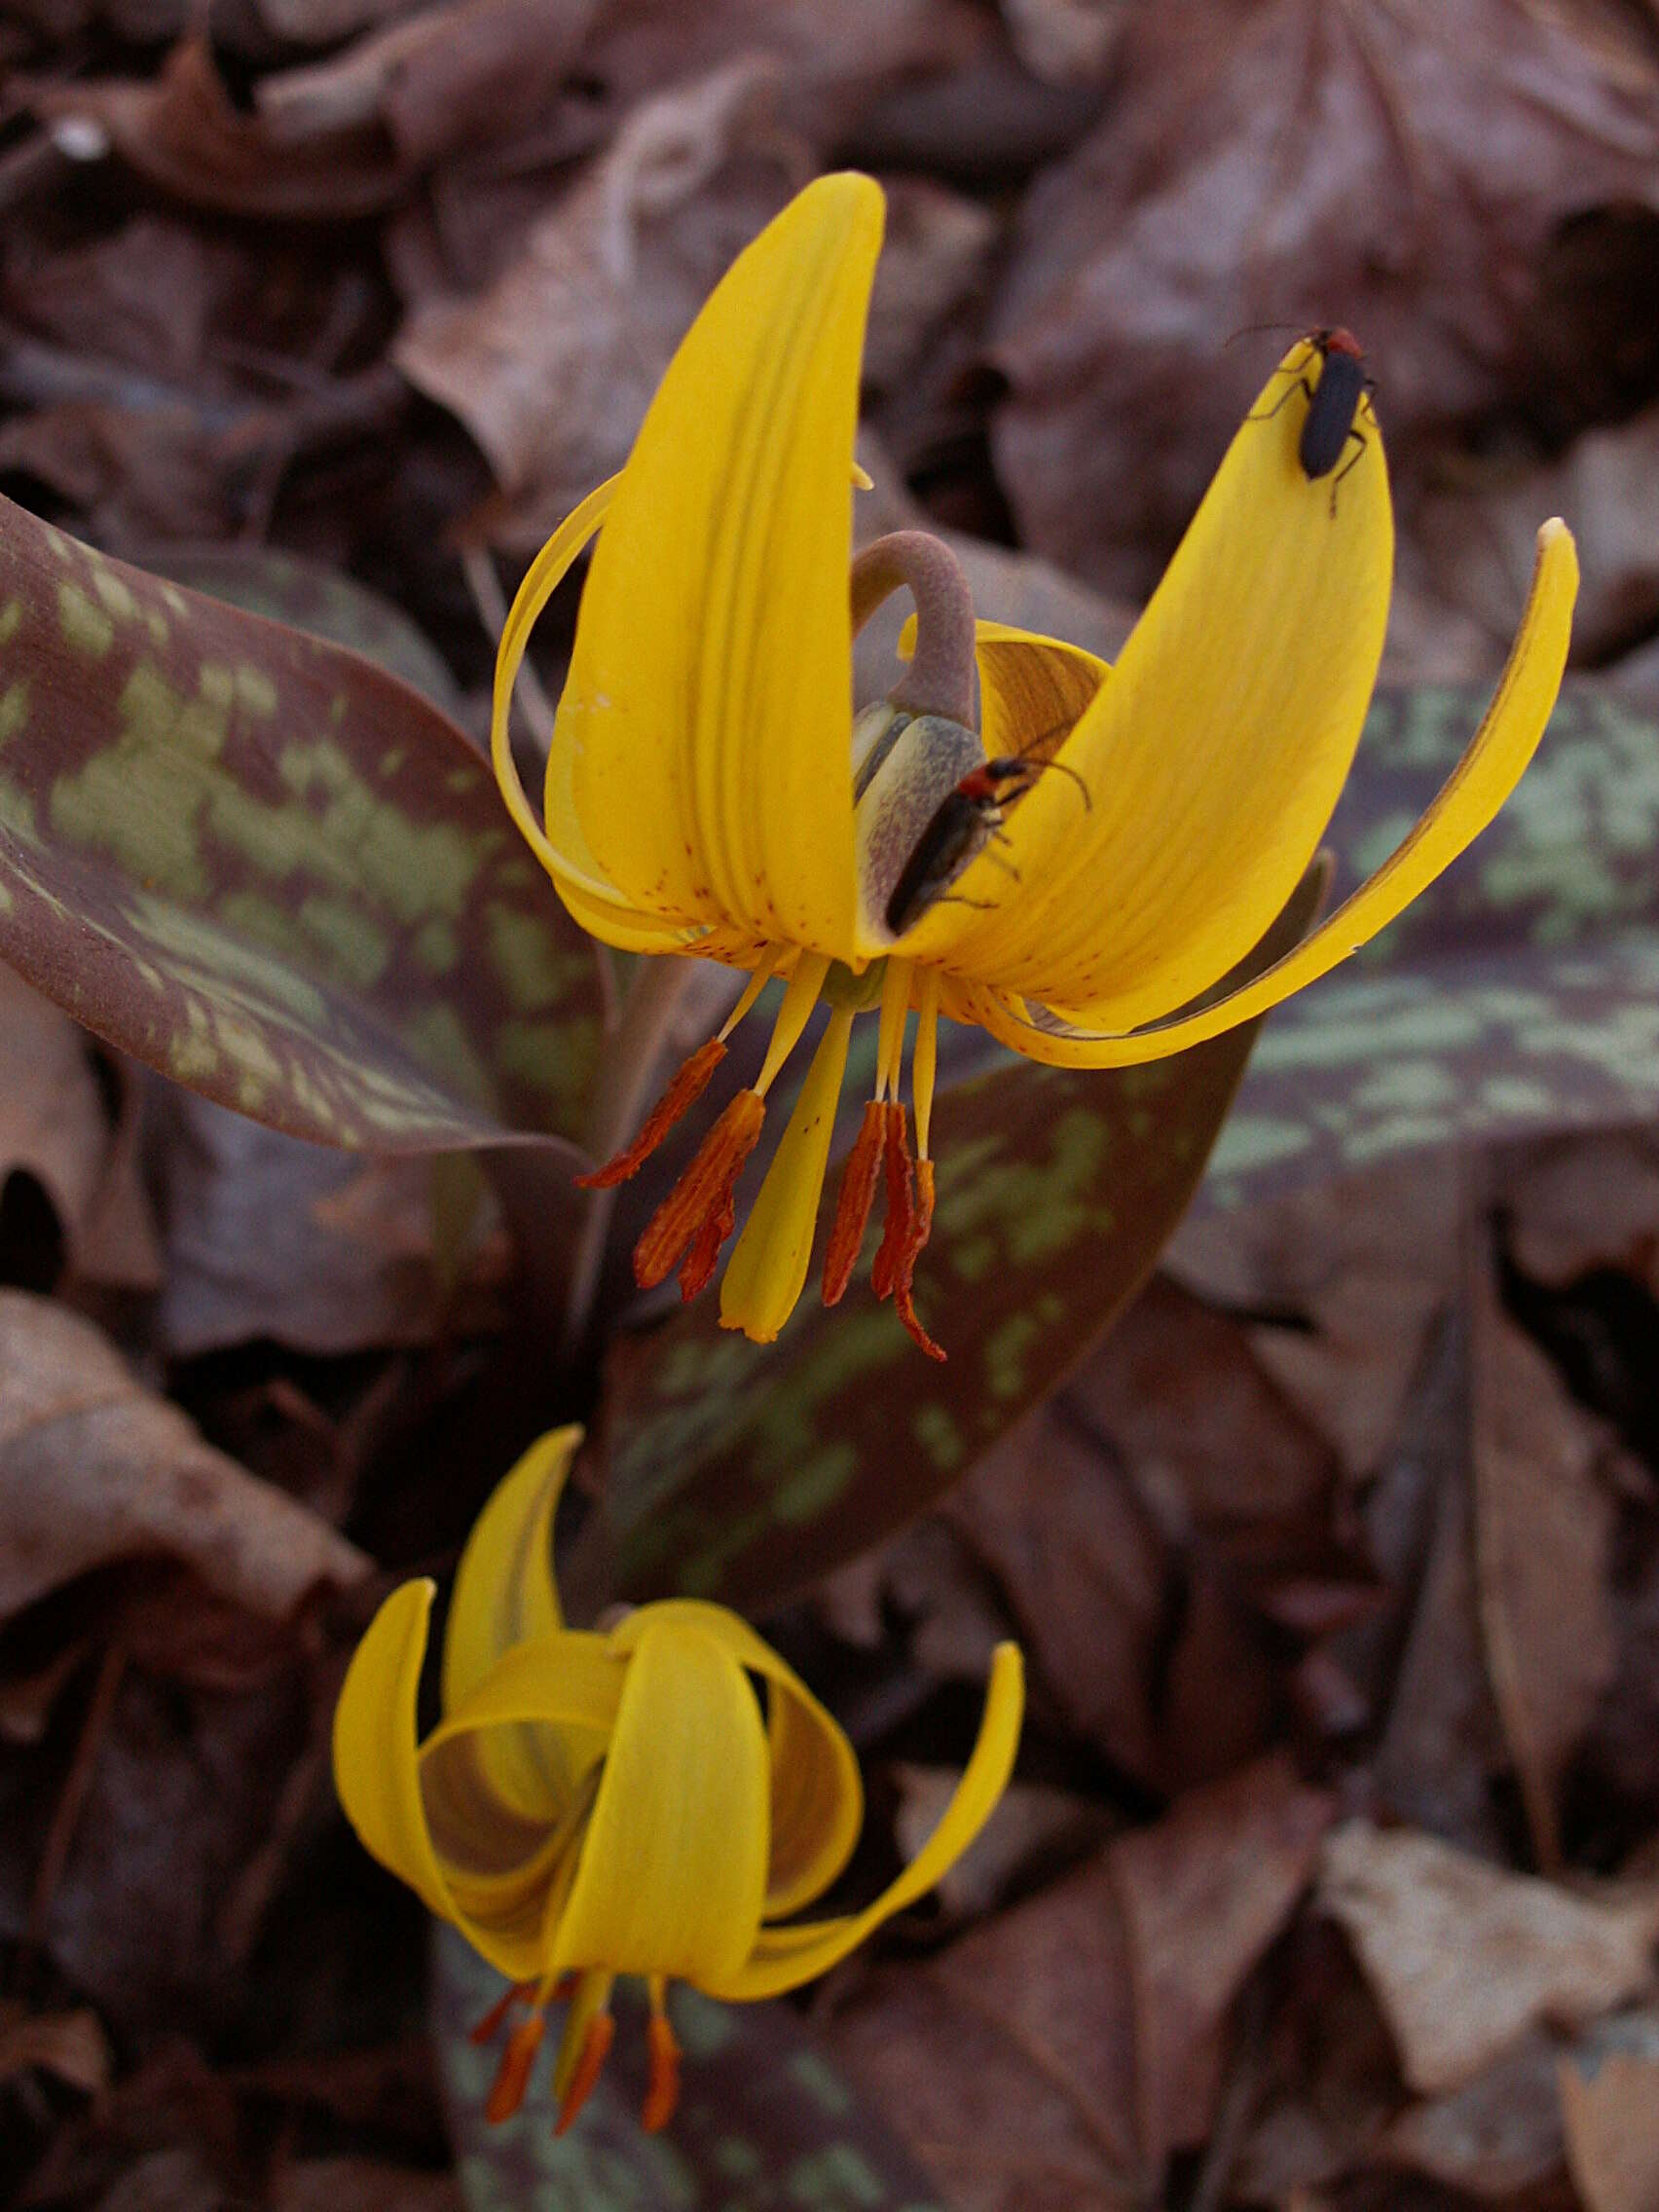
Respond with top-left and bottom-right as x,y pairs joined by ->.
490,173 -> 1577,1354
333,1427 -> 1022,2136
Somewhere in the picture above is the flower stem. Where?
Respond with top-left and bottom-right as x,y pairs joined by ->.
559,954 -> 726,1362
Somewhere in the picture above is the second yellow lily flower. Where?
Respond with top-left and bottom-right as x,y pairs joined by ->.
334,1428 -> 1021,2137
491,173 -> 1577,1351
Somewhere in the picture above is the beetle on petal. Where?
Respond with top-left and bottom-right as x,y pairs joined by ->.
491,174 -> 1577,1354
333,1427 -> 1022,2136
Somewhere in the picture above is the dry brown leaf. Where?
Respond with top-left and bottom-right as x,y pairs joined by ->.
0,968 -> 158,1292
150,1089 -> 501,1358
0,1640 -> 88,1745
0,964 -> 115,1278
2,214 -> 242,388
1235,1937 -> 1404,2205
862,175 -> 998,393
828,1855 -> 1142,2204
1380,2030 -> 1567,2201
892,1766 -> 1113,1924
579,0 -> 984,147
946,1278 -> 1360,1789
1559,2049 -> 1659,2212
1318,1820 -> 1659,2095
393,58 -> 799,546
0,2000 -> 112,2095
840,1514 -> 1016,1685
254,0 -> 427,40
0,1664 -> 318,2027
1168,1155 -> 1466,1484
0,399 -> 246,550
0,1289 -> 368,1626
0,973 -> 161,1291
30,39 -> 411,220
1339,1299 -> 1511,1855
255,0 -> 601,167
1503,1131 -> 1659,1298
826,1958 -> 1137,2212
999,0 -> 1124,85
1108,1752 -> 1333,2165
987,0 -> 1659,601
91,2146 -> 222,2212
943,1400 -> 1167,1781
1470,1257 -> 1618,1871
832,1759 -> 1329,2196
1411,403 -> 1659,668
1064,1278 -> 1344,1584
272,2157 -> 462,2212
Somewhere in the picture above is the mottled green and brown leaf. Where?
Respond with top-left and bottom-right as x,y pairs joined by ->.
586,1015 -> 1267,1615
434,1926 -> 945,2212
1209,682 -> 1659,1202
0,497 -> 601,1152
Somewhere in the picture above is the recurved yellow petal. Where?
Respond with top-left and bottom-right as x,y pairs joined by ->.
439,1425 -> 587,1822
905,343 -> 1392,1016
552,1618 -> 770,1984
554,174 -> 881,960
966,518 -> 1578,1068
703,1641 -> 1024,2001
444,1426 -> 574,1703
491,478 -> 690,954
612,1599 -> 863,1917
333,1580 -> 455,1925
720,1006 -> 855,1343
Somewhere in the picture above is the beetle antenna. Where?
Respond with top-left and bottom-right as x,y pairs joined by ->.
1223,319 -> 1303,348
986,756 -> 1091,811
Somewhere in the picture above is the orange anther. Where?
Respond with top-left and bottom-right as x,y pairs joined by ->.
870,1102 -> 915,1301
469,1979 -> 535,2046
642,2009 -> 682,2133
822,1100 -> 886,1305
485,2013 -> 545,2123
633,1088 -> 764,1293
677,1208 -> 728,1299
576,1038 -> 727,1188
553,2011 -> 616,2137
894,1155 -> 944,1362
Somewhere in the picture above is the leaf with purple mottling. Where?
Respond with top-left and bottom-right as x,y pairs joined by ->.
1206,681 -> 1659,1206
0,497 -> 601,1154
569,878 -> 1325,1620
433,1925 -> 946,2212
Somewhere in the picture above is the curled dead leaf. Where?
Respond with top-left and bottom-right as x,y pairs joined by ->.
0,2001 -> 111,2096
0,1289 -> 368,1627
1318,1821 -> 1659,2096
988,0 -> 1659,600
1560,2048 -> 1659,2212
1470,1255 -> 1618,1872
393,57 -> 798,546
29,40 -> 410,220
